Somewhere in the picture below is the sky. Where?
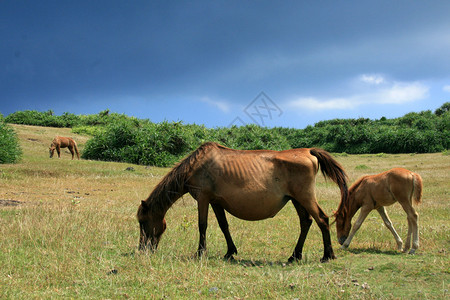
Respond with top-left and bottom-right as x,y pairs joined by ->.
1,1 -> 450,128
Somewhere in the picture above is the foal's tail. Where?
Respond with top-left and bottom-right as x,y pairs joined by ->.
310,148 -> 349,208
412,172 -> 423,205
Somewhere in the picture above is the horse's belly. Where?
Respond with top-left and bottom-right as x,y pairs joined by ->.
214,192 -> 289,221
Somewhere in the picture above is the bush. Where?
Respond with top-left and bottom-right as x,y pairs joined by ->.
0,116 -> 22,163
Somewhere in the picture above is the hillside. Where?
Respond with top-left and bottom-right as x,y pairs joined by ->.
0,124 -> 448,299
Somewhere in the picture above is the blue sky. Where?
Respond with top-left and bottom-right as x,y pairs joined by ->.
1,1 -> 449,128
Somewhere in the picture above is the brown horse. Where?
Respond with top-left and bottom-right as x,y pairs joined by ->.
335,168 -> 422,254
137,142 -> 348,263
49,136 -> 80,160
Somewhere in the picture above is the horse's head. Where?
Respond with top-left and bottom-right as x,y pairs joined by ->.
49,146 -> 55,158
137,200 -> 166,251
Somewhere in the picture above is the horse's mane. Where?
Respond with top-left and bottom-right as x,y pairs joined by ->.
142,142 -> 219,214
335,175 -> 367,218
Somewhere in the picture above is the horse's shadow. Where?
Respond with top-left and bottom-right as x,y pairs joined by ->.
345,248 -> 403,256
228,258 -> 288,267
127,250 -> 305,266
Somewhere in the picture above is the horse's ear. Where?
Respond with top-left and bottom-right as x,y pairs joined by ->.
141,200 -> 149,210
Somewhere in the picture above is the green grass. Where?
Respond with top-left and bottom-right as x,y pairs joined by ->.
0,124 -> 448,299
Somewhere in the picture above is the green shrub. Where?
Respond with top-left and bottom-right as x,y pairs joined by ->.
0,116 -> 22,163
71,126 -> 104,136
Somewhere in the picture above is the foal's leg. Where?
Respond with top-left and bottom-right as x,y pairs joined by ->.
399,202 -> 419,254
377,206 -> 403,251
288,200 -> 313,263
342,206 -> 372,249
196,197 -> 210,257
211,203 -> 237,260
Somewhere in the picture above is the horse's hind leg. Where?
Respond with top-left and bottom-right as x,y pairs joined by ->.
288,200 -> 313,263
68,146 -> 75,160
211,203 -> 237,260
299,197 -> 335,262
377,206 -> 403,251
399,201 -> 419,254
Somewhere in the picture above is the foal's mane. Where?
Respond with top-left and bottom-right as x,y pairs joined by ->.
335,175 -> 366,218
142,142 -> 218,215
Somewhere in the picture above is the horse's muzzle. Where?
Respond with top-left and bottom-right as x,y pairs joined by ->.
338,236 -> 347,245
138,238 -> 158,252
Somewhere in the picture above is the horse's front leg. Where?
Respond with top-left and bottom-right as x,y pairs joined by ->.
377,207 -> 403,251
196,198 -> 210,257
342,206 -> 372,249
211,203 -> 237,260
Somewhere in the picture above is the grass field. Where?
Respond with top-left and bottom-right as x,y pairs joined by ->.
0,124 -> 448,299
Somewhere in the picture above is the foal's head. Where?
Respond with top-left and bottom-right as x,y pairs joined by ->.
335,190 -> 355,245
335,211 -> 352,245
137,200 -> 166,251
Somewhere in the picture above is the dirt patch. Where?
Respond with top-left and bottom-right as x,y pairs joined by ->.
0,200 -> 23,206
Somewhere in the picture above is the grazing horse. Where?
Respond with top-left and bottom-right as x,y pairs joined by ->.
49,136 -> 80,160
335,168 -> 422,254
137,142 -> 348,263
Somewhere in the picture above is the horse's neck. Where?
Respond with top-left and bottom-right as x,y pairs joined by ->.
149,188 -> 185,217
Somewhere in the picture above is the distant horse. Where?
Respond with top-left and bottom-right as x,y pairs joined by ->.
137,142 -> 348,263
335,168 -> 422,254
49,136 -> 80,160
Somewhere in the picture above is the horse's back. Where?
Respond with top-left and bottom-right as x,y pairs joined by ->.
363,168 -> 416,206
55,136 -> 75,147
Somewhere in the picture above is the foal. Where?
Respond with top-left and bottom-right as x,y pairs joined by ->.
335,168 -> 422,254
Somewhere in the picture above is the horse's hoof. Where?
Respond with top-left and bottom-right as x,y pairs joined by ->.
224,255 -> 235,261
320,254 -> 336,263
288,255 -> 302,264
408,249 -> 416,255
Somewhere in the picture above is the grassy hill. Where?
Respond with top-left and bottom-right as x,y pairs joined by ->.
0,124 -> 448,299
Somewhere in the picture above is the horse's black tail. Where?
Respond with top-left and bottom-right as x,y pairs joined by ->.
310,148 -> 349,210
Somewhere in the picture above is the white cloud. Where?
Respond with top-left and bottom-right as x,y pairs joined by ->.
287,78 -> 429,111
378,82 -> 429,104
288,97 -> 357,111
359,74 -> 385,85
443,85 -> 450,93
199,97 -> 231,113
